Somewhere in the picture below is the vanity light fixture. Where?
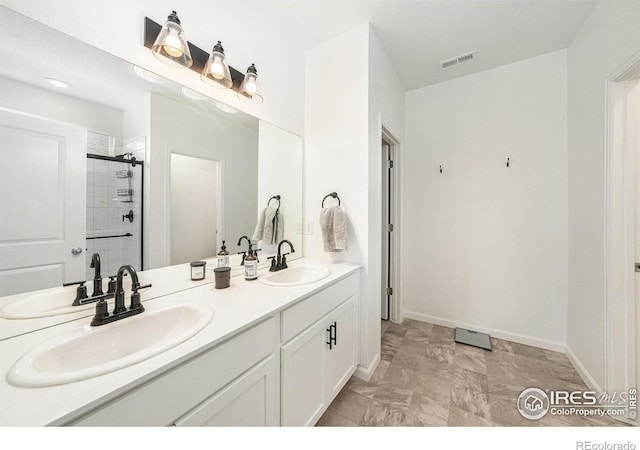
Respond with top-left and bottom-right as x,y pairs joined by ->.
144,15 -> 264,103
44,78 -> 70,88
237,64 -> 264,104
151,11 -> 193,68
201,41 -> 233,89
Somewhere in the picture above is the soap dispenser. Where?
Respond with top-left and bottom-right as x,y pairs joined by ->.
217,240 -> 229,267
244,248 -> 258,281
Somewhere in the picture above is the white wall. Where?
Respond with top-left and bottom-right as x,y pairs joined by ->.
257,121 -> 303,257
0,75 -> 122,142
567,1 -> 640,389
148,93 -> 258,269
403,50 -> 569,350
0,0 -> 305,136
304,23 -> 405,377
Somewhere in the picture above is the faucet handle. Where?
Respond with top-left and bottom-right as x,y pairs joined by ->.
65,281 -> 88,306
268,256 -> 276,271
107,276 -> 116,294
90,299 -> 109,326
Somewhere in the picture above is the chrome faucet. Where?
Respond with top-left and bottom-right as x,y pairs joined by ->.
89,253 -> 103,297
269,240 -> 295,272
91,265 -> 151,326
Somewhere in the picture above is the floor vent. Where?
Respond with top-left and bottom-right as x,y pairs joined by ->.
441,51 -> 477,70
454,327 -> 492,351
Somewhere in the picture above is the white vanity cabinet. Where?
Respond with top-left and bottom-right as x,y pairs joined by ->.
280,273 -> 359,426
69,317 -> 279,426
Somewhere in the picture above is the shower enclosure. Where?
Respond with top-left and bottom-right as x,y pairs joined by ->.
85,132 -> 144,279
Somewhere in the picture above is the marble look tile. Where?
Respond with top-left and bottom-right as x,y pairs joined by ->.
404,327 -> 432,343
326,387 -> 370,425
408,393 -> 449,426
402,318 -> 433,333
514,354 -> 557,381
431,324 -> 455,339
511,342 -> 548,362
450,367 -> 492,419
454,344 -> 487,375
543,350 -> 586,386
448,406 -> 493,426
490,395 -> 539,427
381,333 -> 403,362
372,384 -> 413,409
391,347 -> 424,370
345,377 -> 378,399
316,409 -> 357,427
385,322 -> 408,338
485,351 -> 520,386
369,359 -> 391,385
362,401 -> 406,426
381,363 -> 416,389
424,341 -> 455,365
490,337 -> 514,353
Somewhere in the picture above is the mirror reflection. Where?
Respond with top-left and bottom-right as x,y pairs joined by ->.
0,7 -> 303,303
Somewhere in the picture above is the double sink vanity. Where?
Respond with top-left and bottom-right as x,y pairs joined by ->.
0,260 -> 361,426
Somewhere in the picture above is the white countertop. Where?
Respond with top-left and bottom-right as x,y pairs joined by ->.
0,259 -> 360,426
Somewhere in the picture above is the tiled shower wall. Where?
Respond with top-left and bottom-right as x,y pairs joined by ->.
85,132 -> 143,279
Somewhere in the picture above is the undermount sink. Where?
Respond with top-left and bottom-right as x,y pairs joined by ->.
7,303 -> 214,387
258,265 -> 331,287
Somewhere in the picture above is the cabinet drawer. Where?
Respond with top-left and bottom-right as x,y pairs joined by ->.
281,273 -> 357,343
70,316 -> 277,426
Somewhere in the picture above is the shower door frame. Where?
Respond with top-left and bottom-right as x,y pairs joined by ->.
87,153 -> 145,270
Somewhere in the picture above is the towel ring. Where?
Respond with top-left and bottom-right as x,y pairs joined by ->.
268,195 -> 281,212
322,192 -> 341,208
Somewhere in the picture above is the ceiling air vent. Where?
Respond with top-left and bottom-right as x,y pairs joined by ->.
441,51 -> 477,70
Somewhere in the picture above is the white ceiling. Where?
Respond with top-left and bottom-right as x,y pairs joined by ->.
226,0 -> 598,90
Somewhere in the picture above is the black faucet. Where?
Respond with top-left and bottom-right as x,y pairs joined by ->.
269,240 -> 295,272
91,265 -> 151,326
237,235 -> 253,265
89,253 -> 104,297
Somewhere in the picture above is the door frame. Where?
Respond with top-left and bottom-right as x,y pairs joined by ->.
379,116 -> 403,323
604,51 -> 640,424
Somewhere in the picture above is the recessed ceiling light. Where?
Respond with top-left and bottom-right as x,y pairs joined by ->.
180,87 -> 208,101
44,78 -> 70,88
216,101 -> 237,114
133,65 -> 168,84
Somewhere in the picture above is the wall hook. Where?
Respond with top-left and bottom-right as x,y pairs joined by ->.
506,157 -> 510,168
439,165 -> 443,173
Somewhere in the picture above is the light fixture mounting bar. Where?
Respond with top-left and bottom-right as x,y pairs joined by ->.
143,17 -> 245,91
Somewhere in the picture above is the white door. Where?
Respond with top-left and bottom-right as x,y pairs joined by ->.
0,108 -> 86,296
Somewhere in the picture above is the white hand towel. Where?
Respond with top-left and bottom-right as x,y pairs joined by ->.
319,205 -> 347,252
252,206 -> 283,245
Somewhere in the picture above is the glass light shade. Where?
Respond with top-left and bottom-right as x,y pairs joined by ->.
151,11 -> 193,68
201,42 -> 232,89
237,64 -> 264,104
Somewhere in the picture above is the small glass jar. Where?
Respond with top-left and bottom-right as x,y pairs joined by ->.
190,261 -> 206,280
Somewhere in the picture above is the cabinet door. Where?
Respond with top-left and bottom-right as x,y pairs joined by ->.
281,321 -> 327,426
174,355 -> 278,427
324,297 -> 356,402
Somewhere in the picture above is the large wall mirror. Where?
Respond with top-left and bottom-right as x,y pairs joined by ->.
0,7 -> 303,336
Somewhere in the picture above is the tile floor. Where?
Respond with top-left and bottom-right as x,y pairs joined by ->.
317,319 -> 626,427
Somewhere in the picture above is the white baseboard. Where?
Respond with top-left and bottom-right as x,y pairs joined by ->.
354,353 -> 380,382
564,344 -> 602,393
403,310 -> 566,353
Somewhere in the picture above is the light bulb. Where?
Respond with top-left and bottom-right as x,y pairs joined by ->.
163,33 -> 183,57
211,58 -> 224,79
246,79 -> 257,93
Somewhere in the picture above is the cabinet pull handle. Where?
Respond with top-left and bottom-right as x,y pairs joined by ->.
326,325 -> 333,350
332,321 -> 337,346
